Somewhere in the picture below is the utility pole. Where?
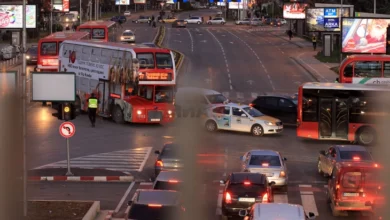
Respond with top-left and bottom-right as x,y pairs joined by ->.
22,0 -> 27,217
80,0 -> 82,24
50,0 -> 53,33
339,0 -> 343,63
374,0 -> 376,14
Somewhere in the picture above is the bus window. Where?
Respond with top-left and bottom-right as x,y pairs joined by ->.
384,62 -> 390,77
155,86 -> 174,103
92,28 -> 105,39
343,63 -> 353,78
139,85 -> 153,100
156,53 -> 173,69
40,42 -> 57,55
81,46 -> 92,61
79,28 -> 91,37
349,93 -> 388,124
137,53 -> 154,68
302,92 -> 318,122
354,61 -> 382,78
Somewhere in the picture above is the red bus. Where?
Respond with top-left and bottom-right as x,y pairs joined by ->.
296,82 -> 390,145
58,40 -> 176,124
37,31 -> 90,72
76,21 -> 117,42
338,54 -> 390,84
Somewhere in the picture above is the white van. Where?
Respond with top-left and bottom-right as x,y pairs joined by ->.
238,203 -> 316,220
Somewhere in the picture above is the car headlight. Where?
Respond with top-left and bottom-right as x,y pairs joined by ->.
264,121 -> 273,126
137,110 -> 142,115
26,55 -> 30,59
121,36 -> 124,40
168,110 -> 172,114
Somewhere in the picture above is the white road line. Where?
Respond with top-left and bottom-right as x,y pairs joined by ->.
207,29 -> 232,90
138,147 -> 152,172
216,193 -> 223,215
114,182 -> 135,213
185,29 -> 194,52
274,194 -> 288,203
299,184 -> 319,216
125,190 -> 139,216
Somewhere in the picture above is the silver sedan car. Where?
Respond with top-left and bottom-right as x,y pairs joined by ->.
207,17 -> 225,25
317,145 -> 374,177
235,18 -> 250,25
241,150 -> 288,192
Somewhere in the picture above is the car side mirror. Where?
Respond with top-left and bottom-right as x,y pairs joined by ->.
319,150 -> 325,155
238,209 -> 248,217
219,180 -> 225,184
154,150 -> 160,154
307,212 -> 316,219
241,114 -> 247,117
127,201 -> 132,206
283,157 -> 287,161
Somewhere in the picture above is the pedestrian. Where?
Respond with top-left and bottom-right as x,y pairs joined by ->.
118,19 -> 123,28
152,15 -> 155,21
312,34 -> 317,51
287,30 -> 292,40
87,93 -> 99,127
209,16 -> 212,21
148,17 -> 152,26
152,19 -> 156,28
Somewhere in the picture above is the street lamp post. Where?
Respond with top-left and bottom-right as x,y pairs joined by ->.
22,0 -> 27,217
374,0 -> 376,14
80,0 -> 82,24
339,0 -> 343,63
50,0 -> 53,34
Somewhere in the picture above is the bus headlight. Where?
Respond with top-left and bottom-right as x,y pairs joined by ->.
26,55 -> 30,59
168,110 -> 172,114
137,110 -> 142,115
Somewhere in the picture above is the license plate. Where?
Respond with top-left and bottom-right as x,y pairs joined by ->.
343,193 -> 359,197
278,126 -> 283,129
151,118 -> 160,122
238,198 -> 255,202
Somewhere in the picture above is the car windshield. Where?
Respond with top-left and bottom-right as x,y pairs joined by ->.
249,155 -> 281,166
40,42 -> 57,56
154,181 -> 182,190
243,107 -> 264,117
206,94 -> 227,104
340,151 -> 372,161
228,183 -> 266,193
123,32 -> 134,36
128,204 -> 182,220
27,47 -> 38,54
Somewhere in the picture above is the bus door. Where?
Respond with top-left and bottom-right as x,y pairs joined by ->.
319,98 -> 349,139
97,80 -> 110,117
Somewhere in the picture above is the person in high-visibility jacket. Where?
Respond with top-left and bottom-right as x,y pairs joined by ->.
87,93 -> 99,127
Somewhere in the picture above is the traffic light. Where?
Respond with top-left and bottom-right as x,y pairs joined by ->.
51,103 -> 77,121
387,25 -> 390,55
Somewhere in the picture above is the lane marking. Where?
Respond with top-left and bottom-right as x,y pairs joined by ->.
138,147 -> 152,172
299,184 -> 319,216
185,29 -> 194,52
114,181 -> 135,213
226,30 -> 275,91
216,193 -> 222,215
125,188 -> 139,216
207,29 -> 232,90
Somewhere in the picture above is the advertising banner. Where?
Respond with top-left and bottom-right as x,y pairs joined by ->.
217,2 -> 226,6
342,18 -> 390,53
115,0 -> 130,5
283,3 -> 308,19
134,0 -> 145,4
306,8 -> 349,32
63,0 -> 69,12
228,2 -> 248,9
0,5 -> 36,29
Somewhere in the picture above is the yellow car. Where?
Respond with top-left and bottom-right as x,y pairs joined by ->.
159,17 -> 177,23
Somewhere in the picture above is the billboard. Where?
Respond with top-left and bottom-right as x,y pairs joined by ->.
0,5 -> 36,29
134,0 -> 146,4
53,0 -> 69,12
32,72 -> 76,102
342,18 -> 390,53
228,2 -> 248,9
306,8 -> 350,32
115,0 -> 130,5
283,3 -> 308,19
217,2 -> 226,6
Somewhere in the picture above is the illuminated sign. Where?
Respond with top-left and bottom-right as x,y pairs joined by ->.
324,18 -> 339,28
0,5 -> 36,29
139,73 -> 172,81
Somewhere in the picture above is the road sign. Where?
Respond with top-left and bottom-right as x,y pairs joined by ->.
59,121 -> 76,138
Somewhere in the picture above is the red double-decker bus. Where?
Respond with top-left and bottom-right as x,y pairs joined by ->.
58,40 -> 176,123
338,54 -> 390,84
37,31 -> 90,72
297,82 -> 390,145
76,21 -> 117,42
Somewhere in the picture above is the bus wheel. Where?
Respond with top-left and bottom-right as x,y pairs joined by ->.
112,105 -> 125,124
356,127 -> 376,146
251,124 -> 264,136
205,120 -> 217,132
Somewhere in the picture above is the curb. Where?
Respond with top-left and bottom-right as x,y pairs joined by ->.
289,56 -> 320,82
28,176 -> 134,182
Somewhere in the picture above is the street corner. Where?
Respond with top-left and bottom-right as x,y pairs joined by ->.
27,168 -> 134,182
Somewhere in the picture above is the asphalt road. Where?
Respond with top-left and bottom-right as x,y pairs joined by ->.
25,10 -> 374,220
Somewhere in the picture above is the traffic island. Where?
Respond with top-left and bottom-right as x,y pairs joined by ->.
27,200 -> 99,220
28,168 -> 133,182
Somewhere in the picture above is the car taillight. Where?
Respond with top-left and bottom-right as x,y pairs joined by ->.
249,103 -> 254,107
262,193 -> 268,202
148,204 -> 162,207
279,171 -> 286,177
244,181 -> 251,185
225,192 -> 232,204
168,180 -> 178,183
155,160 -> 163,167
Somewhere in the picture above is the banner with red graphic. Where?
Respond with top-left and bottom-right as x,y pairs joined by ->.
0,5 -> 36,28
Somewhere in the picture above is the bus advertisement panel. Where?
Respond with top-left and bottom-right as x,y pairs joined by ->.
296,82 -> 390,145
337,54 -> 390,84
342,18 -> 390,53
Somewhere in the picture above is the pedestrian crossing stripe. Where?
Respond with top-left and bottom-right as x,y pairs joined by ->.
32,147 -> 152,172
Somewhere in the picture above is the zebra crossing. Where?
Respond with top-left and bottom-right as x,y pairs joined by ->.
32,147 -> 152,173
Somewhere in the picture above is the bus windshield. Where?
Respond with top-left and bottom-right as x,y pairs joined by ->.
92,28 -> 105,39
155,86 -> 174,103
79,28 -> 91,35
40,42 -> 57,56
137,53 -> 155,68
156,53 -> 173,69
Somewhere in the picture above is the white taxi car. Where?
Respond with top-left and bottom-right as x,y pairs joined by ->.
120,30 -> 135,43
203,103 -> 283,136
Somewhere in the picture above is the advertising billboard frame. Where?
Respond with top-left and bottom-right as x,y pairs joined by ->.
32,72 -> 76,102
306,7 -> 351,32
0,4 -> 37,29
115,0 -> 130,5
341,17 -> 390,54
283,2 -> 309,20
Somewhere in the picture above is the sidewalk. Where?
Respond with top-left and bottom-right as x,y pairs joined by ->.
270,30 -> 339,82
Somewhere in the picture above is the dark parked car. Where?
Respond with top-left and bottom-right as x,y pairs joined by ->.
26,45 -> 38,65
250,94 -> 298,125
111,15 -> 126,23
154,143 -> 183,177
172,20 -> 187,28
